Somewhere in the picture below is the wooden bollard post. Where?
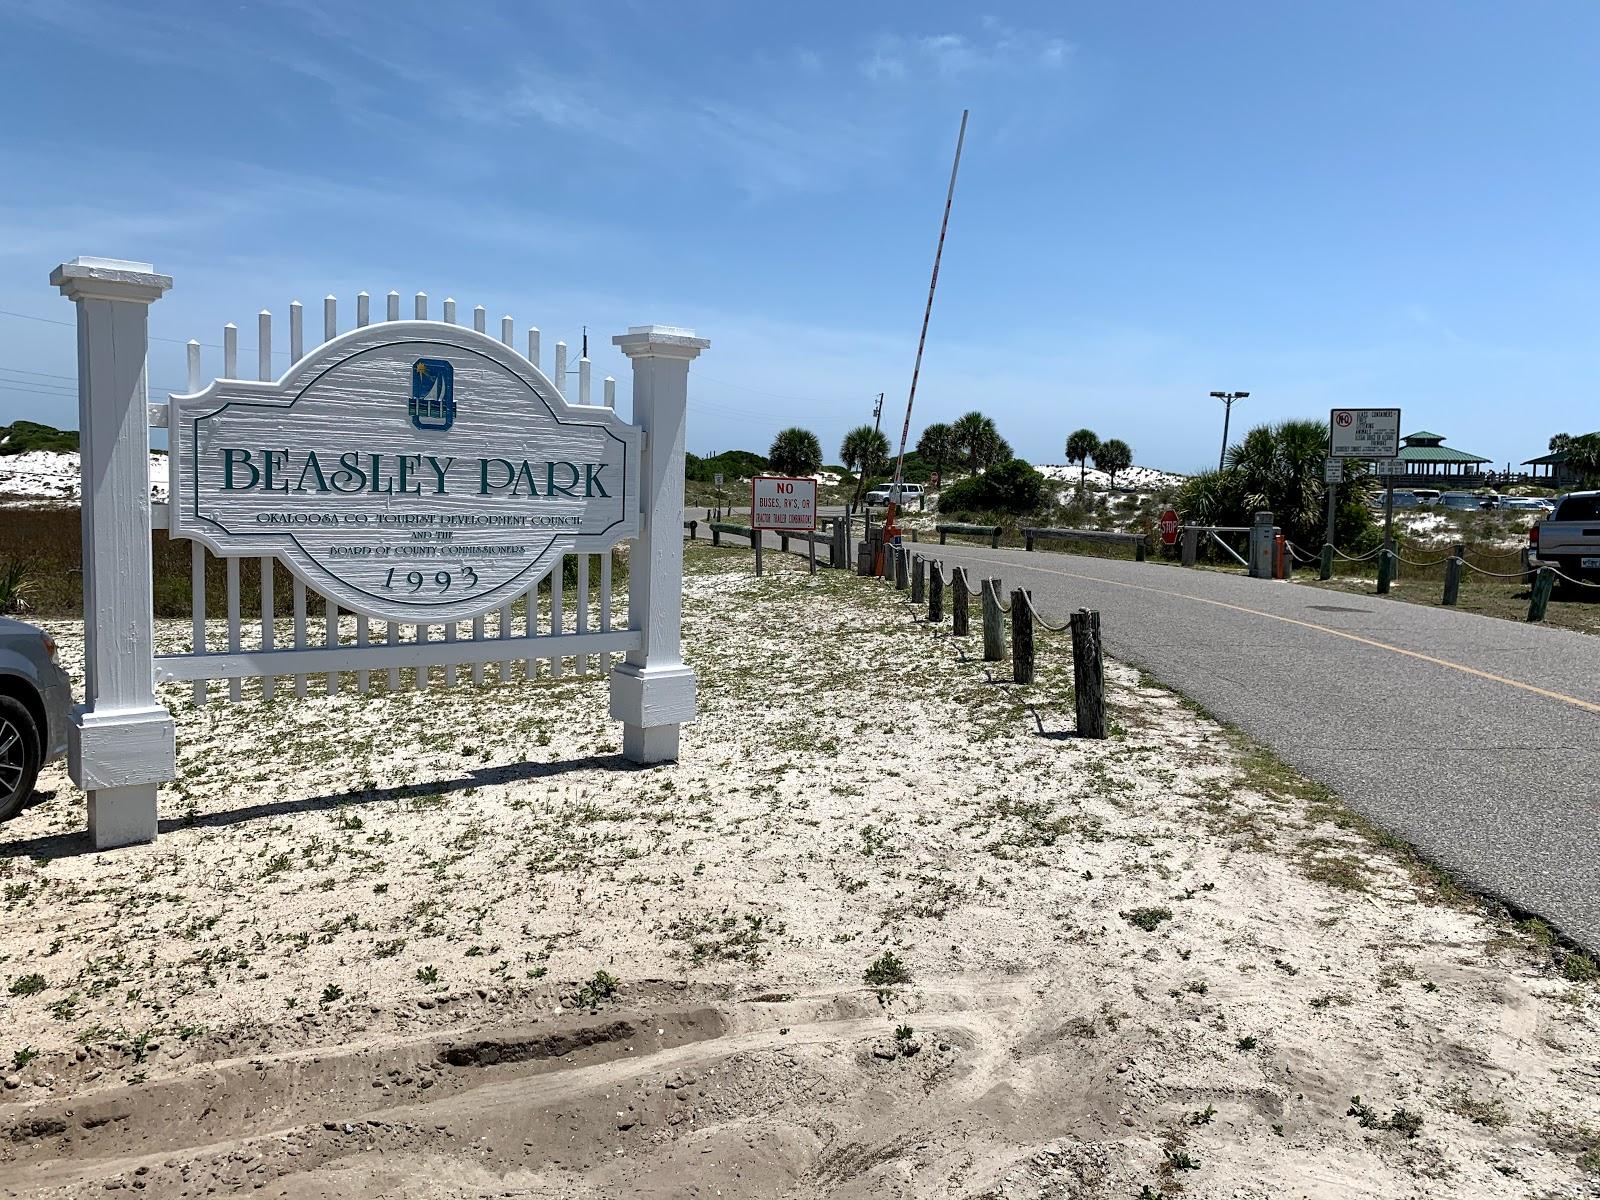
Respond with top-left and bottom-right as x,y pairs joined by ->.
929,563 -> 944,622
1181,527 -> 1198,568
981,577 -> 1004,661
989,527 -> 1001,549
952,569 -> 970,636
688,520 -> 698,540
1010,587 -> 1034,684
754,533 -> 764,576
1135,536 -> 1146,563
1376,545 -> 1394,594
1442,542 -> 1464,606
912,555 -> 925,603
1528,567 -> 1555,622
1070,608 -> 1106,739
780,533 -> 790,553
711,525 -> 721,547
895,545 -> 908,590
1319,543 -> 1333,580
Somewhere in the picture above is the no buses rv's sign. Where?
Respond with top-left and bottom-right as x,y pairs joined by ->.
168,323 -> 641,622
751,476 -> 817,531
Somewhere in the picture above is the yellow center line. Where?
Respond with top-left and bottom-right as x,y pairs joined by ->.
937,548 -> 1600,716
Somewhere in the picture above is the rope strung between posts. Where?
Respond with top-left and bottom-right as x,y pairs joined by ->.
1457,560 -> 1537,580
1541,566 -> 1600,589
1021,589 -> 1072,633
1331,546 -> 1385,562
1284,540 -> 1320,564
1391,552 -> 1457,568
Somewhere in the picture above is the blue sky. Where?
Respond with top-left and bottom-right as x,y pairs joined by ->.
1,1 -> 1595,472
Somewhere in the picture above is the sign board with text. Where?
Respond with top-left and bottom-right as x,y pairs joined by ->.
1159,508 -> 1180,546
1373,457 -> 1406,477
169,323 -> 641,622
1324,457 -> 1342,483
751,475 -> 817,531
1329,408 -> 1402,459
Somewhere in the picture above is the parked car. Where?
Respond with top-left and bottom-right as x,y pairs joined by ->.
0,617 -> 72,821
1529,491 -> 1600,587
1439,491 -> 1487,512
1410,488 -> 1442,505
1496,495 -> 1555,514
864,483 -> 925,507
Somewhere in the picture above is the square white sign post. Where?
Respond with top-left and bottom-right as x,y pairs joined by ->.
610,326 -> 710,765
52,258 -> 176,849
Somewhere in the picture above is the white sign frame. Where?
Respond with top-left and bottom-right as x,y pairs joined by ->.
750,475 -> 818,531
1330,408 -> 1402,459
169,323 -> 639,623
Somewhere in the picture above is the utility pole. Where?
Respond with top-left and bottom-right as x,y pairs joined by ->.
1210,391 -> 1249,471
871,392 -> 884,435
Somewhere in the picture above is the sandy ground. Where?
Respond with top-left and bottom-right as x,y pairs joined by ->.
2,545 -> 1600,1198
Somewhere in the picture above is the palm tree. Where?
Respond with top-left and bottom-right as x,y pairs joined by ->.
1567,433 -> 1600,486
1065,428 -> 1099,490
1175,419 -> 1374,549
916,423 -> 955,486
840,424 -> 890,508
1549,432 -> 1573,455
952,411 -> 1008,473
1093,438 -> 1133,487
768,427 -> 823,477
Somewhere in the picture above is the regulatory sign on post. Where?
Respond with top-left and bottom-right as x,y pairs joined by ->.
751,475 -> 817,531
1159,508 -> 1180,546
713,473 -> 724,487
1373,457 -> 1406,477
1324,457 -> 1342,483
1329,408 -> 1401,458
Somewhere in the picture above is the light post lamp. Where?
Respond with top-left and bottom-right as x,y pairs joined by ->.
1210,391 -> 1249,471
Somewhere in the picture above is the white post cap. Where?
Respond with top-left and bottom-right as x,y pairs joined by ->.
613,324 -> 710,360
51,257 -> 172,304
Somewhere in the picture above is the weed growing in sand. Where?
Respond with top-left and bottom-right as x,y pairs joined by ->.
1348,1096 -> 1424,1138
863,951 -> 912,988
1439,1083 -> 1510,1128
1164,1148 -> 1199,1170
1187,1104 -> 1217,1126
574,969 -> 621,1009
666,911 -> 784,966
1122,906 -> 1172,932
10,1045 -> 39,1070
319,983 -> 344,1005
895,1024 -> 914,1042
8,973 -> 45,997
1236,1035 -> 1258,1051
416,965 -> 439,985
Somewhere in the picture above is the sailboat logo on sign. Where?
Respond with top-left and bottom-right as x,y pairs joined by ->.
409,358 -> 455,431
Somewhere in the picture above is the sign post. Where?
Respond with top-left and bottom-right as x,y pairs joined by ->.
752,475 -> 819,576
1330,408 -> 1402,588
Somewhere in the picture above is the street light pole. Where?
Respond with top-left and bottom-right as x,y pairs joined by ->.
1210,390 -> 1249,471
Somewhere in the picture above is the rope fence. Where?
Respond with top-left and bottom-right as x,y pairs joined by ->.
878,545 -> 1107,738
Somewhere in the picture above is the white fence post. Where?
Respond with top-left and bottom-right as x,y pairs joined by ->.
609,325 -> 708,763
50,257 -> 175,848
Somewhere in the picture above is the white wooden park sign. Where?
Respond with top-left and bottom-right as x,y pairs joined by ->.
51,256 -> 707,849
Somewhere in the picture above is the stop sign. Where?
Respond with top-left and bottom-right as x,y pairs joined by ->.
1159,508 -> 1180,546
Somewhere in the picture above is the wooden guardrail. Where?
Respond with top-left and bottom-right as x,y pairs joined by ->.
936,523 -> 1002,548
1022,527 -> 1148,561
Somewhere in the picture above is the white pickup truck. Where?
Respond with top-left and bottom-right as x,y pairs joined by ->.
1528,491 -> 1600,587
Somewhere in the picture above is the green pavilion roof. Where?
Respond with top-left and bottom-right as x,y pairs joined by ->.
1402,430 -> 1445,441
1398,444 -> 1492,463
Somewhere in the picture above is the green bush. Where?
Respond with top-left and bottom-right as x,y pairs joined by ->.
940,458 -> 1047,516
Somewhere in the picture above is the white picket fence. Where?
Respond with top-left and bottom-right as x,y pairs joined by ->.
149,290 -> 622,705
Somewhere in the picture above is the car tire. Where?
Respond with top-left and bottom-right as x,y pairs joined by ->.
0,694 -> 43,823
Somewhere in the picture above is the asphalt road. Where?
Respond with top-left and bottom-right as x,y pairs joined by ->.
877,540 -> 1600,949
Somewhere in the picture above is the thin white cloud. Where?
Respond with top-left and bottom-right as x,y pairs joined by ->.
862,22 -> 1073,81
